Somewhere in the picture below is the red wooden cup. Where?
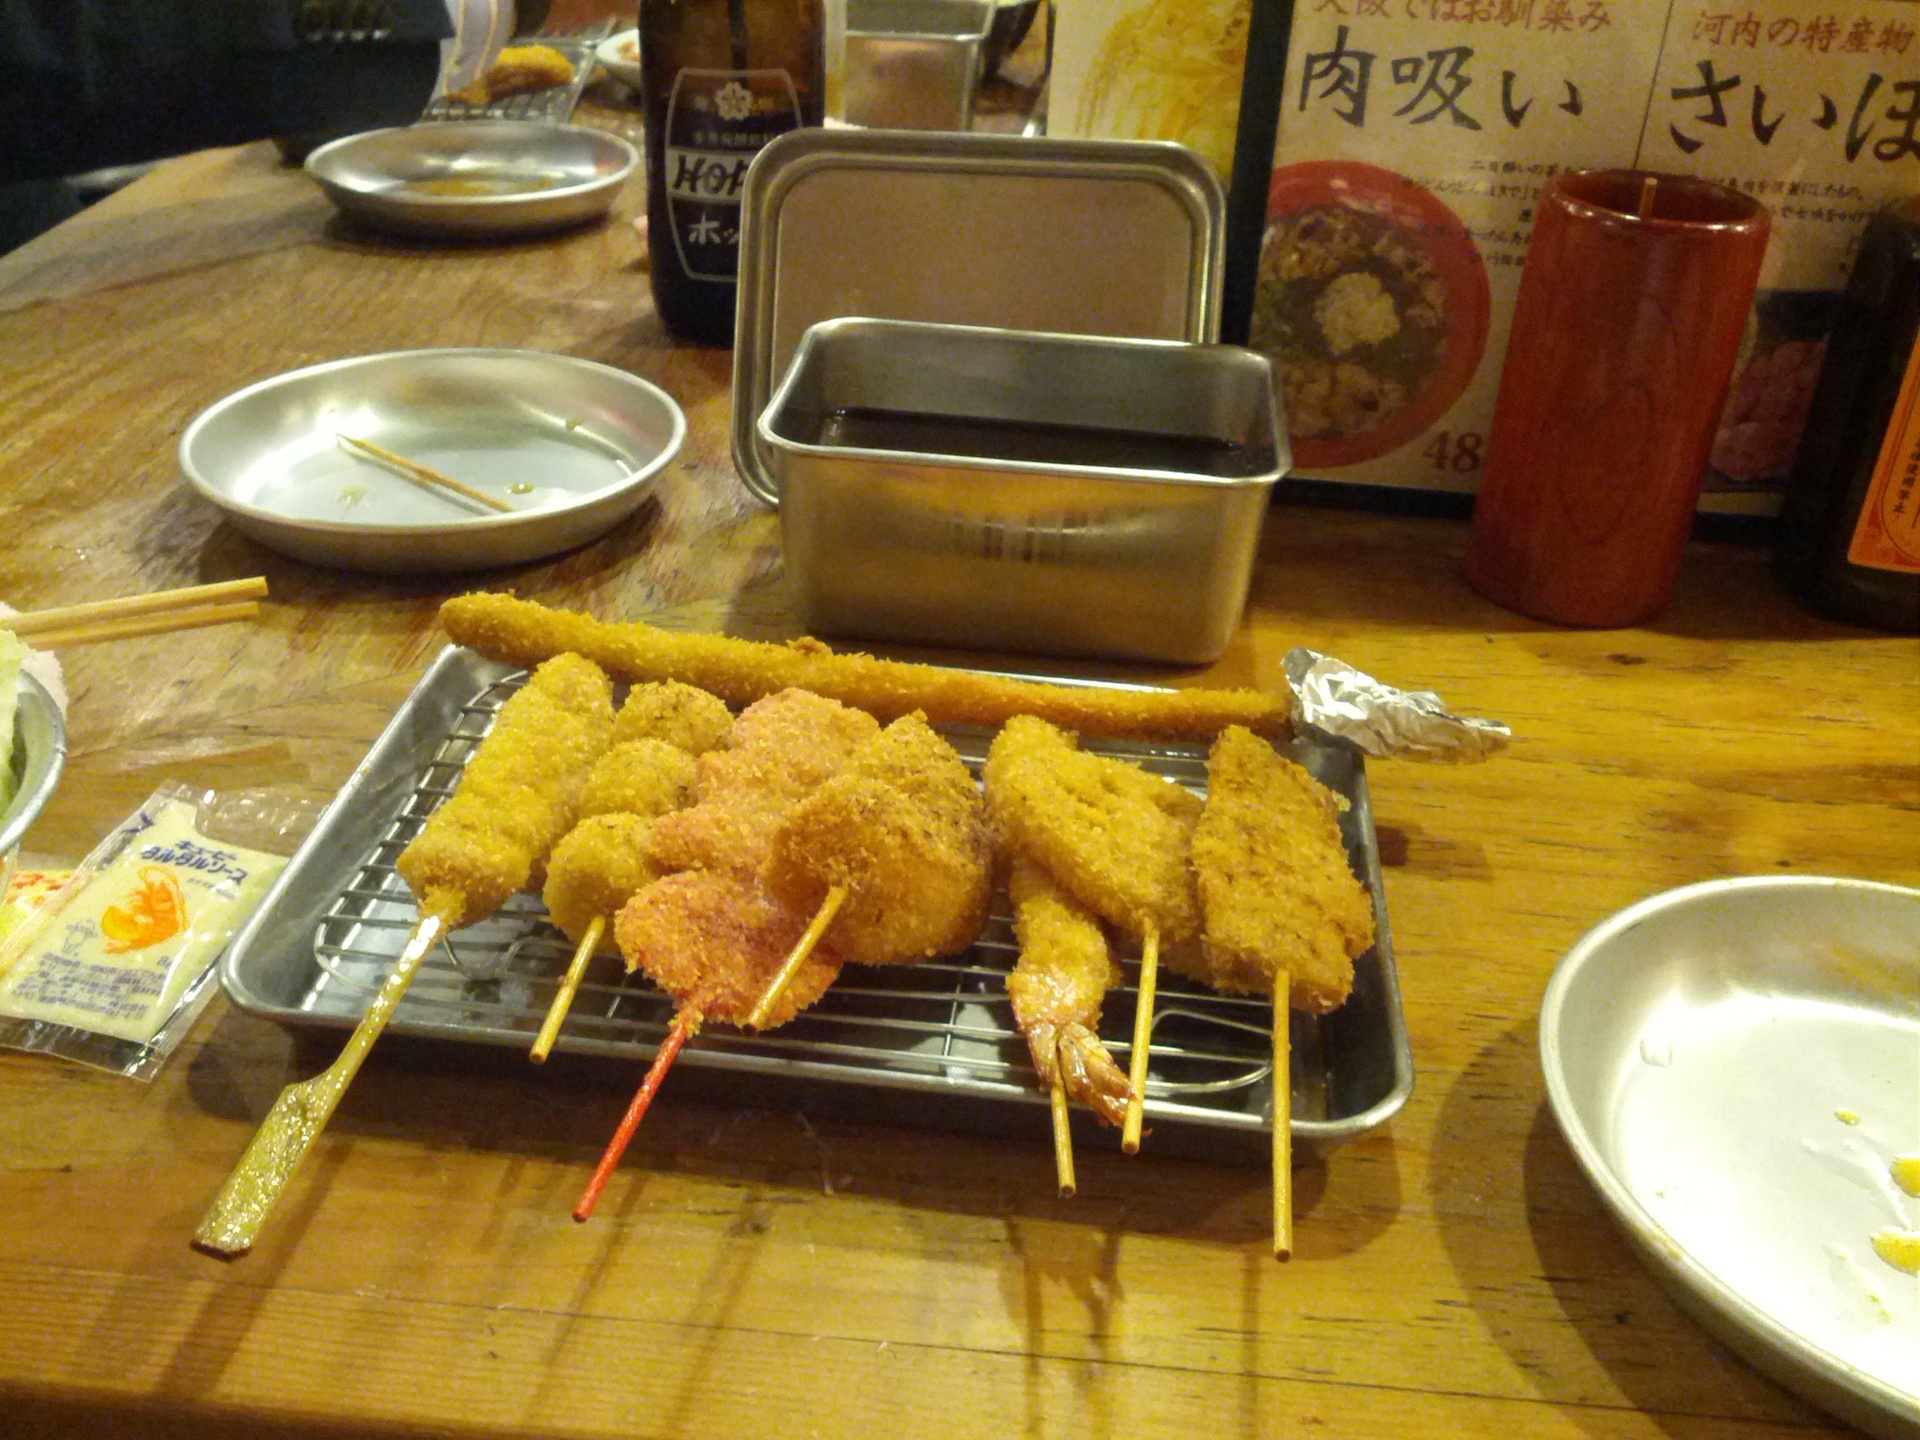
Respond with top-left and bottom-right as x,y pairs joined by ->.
1466,171 -> 1770,627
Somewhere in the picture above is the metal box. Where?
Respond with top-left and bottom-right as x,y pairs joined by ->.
845,0 -> 994,130
759,317 -> 1284,664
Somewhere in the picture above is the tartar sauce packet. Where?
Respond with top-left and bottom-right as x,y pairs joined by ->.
0,785 -> 286,1079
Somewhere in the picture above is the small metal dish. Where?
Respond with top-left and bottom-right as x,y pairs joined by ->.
0,674 -> 67,861
1541,876 -> 1920,1440
179,348 -> 685,574
305,121 -> 636,240
845,0 -> 994,130
594,29 -> 643,91
759,316 -> 1283,664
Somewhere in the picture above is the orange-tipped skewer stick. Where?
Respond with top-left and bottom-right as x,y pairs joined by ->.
574,1009 -> 699,1222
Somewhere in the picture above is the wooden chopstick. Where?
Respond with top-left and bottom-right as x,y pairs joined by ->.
337,434 -> 514,514
26,600 -> 261,651
1,577 -> 268,639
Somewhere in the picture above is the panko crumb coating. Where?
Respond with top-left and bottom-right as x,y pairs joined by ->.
543,813 -> 662,949
615,870 -> 840,1028
1185,726 -> 1374,1013
767,713 -> 993,965
1006,855 -> 1131,1125
578,739 -> 697,821
984,715 -> 1202,944
397,652 -> 614,928
614,681 -> 733,756
649,689 -> 879,878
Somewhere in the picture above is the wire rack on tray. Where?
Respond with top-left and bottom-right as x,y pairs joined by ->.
423,22 -> 615,124
304,672 -> 1346,1127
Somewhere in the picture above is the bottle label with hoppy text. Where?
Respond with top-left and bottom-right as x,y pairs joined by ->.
1850,332 -> 1920,575
662,68 -> 802,283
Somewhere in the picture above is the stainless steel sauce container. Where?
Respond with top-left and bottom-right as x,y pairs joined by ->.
759,317 -> 1284,664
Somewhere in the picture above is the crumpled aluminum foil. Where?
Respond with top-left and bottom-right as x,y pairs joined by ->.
1284,648 -> 1510,763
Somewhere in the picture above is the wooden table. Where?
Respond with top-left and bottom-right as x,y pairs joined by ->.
0,101 -> 1915,1440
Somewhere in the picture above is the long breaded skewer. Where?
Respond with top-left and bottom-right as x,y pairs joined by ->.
440,592 -> 1290,742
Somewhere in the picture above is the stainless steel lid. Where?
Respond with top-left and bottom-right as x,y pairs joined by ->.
731,128 -> 1226,505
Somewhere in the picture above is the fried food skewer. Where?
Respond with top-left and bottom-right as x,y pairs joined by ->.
197,654 -> 615,1254
530,683 -> 728,1058
751,713 -> 993,1025
985,716 -> 1201,1151
441,592 -> 1290,741
1188,725 -> 1376,1260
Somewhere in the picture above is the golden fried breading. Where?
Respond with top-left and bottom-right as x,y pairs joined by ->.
1006,855 -> 1130,1125
649,689 -> 879,878
542,813 -> 661,949
615,870 -> 841,1027
578,739 -> 697,821
446,43 -> 575,105
766,713 -> 992,964
1185,726 -> 1374,1013
397,653 -> 614,928
613,680 -> 732,756
440,592 -> 1289,741
983,715 -> 1201,943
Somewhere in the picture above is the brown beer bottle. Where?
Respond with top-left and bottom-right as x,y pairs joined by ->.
639,0 -> 823,345
1772,199 -> 1920,632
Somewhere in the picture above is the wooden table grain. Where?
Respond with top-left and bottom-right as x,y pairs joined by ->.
0,110 -> 1915,1440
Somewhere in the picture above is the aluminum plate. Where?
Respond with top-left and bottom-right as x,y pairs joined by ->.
179,349 -> 684,574
221,644 -> 1411,1165
1541,876 -> 1920,1440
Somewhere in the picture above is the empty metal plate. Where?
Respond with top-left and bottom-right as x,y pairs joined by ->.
1541,876 -> 1920,1440
305,121 -> 637,239
179,349 -> 685,573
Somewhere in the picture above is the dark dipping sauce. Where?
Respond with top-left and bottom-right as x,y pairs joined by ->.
811,408 -> 1265,479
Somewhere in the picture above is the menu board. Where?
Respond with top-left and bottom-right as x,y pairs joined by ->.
1052,0 -> 1920,513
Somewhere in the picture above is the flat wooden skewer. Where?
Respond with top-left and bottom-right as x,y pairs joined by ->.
195,913 -> 445,1257
530,915 -> 604,1063
26,600 -> 260,651
1,576 -> 267,637
1121,921 -> 1160,1154
337,434 -> 515,514
744,884 -> 847,1030
1050,1040 -> 1076,1199
1273,969 -> 1293,1262
574,1011 -> 697,1222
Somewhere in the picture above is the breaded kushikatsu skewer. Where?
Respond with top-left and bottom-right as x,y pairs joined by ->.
530,681 -> 731,1060
984,715 -> 1203,1185
440,591 -> 1290,741
1188,725 -> 1376,1261
574,689 -> 879,1219
748,712 -> 994,1027
197,654 -> 614,1256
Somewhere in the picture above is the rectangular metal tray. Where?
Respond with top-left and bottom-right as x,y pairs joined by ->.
221,645 -> 1412,1164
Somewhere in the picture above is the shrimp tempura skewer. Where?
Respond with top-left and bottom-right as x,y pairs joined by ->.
752,713 -> 993,1026
1006,855 -> 1129,1195
1188,725 -> 1376,1260
532,681 -> 730,1059
984,715 -> 1200,1158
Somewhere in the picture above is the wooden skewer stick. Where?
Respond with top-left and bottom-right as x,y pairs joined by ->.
1050,1043 -> 1076,1199
743,883 -> 847,1030
1,577 -> 267,638
26,600 -> 260,651
1636,174 -> 1658,219
574,1011 -> 697,1222
530,915 -> 604,1063
1121,921 -> 1161,1154
337,434 -> 515,514
194,913 -> 446,1257
1273,969 -> 1294,1262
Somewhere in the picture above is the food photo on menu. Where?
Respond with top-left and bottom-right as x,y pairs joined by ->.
0,0 -> 1913,1437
